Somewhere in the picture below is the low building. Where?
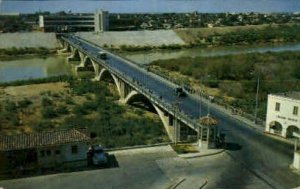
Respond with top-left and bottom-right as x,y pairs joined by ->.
0,129 -> 90,172
265,92 -> 300,138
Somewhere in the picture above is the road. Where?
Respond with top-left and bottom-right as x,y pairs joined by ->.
0,146 -> 272,189
63,34 -> 300,188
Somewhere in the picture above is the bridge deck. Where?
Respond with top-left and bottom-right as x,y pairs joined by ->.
62,34 -> 207,130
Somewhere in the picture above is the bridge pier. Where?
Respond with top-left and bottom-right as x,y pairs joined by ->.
57,41 -> 70,54
67,46 -> 80,62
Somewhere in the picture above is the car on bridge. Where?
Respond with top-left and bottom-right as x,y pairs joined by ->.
175,87 -> 186,97
98,51 -> 107,60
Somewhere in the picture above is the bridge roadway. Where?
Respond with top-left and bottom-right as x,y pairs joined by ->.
62,34 -> 300,188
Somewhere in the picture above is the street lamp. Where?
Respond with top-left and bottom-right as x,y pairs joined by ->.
254,77 -> 260,124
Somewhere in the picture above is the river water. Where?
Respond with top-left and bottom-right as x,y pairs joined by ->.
1,43 -> 300,82
122,43 -> 300,65
1,0 -> 300,13
0,56 -> 72,83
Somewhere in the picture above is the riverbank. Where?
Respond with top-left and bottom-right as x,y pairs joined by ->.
0,33 -> 59,49
98,24 -> 300,52
0,47 -> 57,59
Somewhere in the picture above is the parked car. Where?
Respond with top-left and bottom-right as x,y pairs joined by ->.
87,145 -> 108,166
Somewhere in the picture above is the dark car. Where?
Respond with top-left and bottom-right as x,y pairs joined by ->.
175,87 -> 186,97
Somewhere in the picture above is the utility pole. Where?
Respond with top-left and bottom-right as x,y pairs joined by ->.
174,96 -> 180,145
254,77 -> 260,124
197,89 -> 202,144
0,0 -> 2,13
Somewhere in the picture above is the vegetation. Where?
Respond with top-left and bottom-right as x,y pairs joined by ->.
0,79 -> 169,147
114,44 -> 189,52
171,144 -> 199,154
150,51 -> 300,119
0,47 -> 53,58
176,24 -> 300,47
0,75 -> 74,86
0,16 -> 32,32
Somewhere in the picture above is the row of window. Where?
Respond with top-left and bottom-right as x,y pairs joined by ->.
40,149 -> 60,157
275,102 -> 298,115
40,145 -> 78,157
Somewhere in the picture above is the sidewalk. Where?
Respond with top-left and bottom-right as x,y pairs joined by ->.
190,92 -> 266,133
178,148 -> 225,159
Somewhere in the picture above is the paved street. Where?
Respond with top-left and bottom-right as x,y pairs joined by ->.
0,146 -> 276,189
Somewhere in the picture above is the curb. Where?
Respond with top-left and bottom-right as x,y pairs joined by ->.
199,180 -> 208,189
104,142 -> 173,152
179,149 -> 225,159
171,178 -> 186,189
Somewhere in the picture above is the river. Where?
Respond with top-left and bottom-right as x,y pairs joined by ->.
122,43 -> 300,65
1,43 -> 300,82
0,56 -> 72,83
1,0 -> 300,13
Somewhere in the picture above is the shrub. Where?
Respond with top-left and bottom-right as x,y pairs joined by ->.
65,97 -> 75,105
56,105 -> 69,115
34,121 -> 54,131
73,105 -> 89,115
18,98 -> 32,109
42,106 -> 57,118
41,97 -> 53,107
4,101 -> 17,112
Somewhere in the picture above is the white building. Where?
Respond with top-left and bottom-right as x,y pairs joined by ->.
265,92 -> 300,138
39,10 -> 109,32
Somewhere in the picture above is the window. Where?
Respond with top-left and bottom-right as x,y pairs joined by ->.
275,102 -> 280,111
293,106 -> 298,115
71,145 -> 78,154
46,150 -> 51,156
40,150 -> 45,157
55,150 -> 61,155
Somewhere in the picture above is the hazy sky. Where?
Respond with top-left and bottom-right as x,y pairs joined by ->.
1,0 -> 300,13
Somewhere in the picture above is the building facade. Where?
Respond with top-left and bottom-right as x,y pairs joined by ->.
265,93 -> 300,138
0,129 -> 90,172
39,10 -> 109,32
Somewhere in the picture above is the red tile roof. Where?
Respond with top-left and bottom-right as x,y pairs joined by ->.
0,129 -> 90,151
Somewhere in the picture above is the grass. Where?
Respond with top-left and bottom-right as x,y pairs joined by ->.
171,144 -> 199,154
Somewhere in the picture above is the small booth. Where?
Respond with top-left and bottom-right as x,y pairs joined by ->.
198,114 -> 219,149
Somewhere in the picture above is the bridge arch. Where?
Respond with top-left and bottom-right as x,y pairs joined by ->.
82,56 -> 95,71
124,90 -> 173,139
73,48 -> 80,59
96,68 -> 121,97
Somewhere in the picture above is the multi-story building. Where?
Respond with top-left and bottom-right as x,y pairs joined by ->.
265,92 -> 300,138
39,10 -> 109,32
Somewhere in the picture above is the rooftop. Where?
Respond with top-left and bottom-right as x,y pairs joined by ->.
0,129 -> 90,152
272,92 -> 300,100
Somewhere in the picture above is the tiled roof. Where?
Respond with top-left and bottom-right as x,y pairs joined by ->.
0,129 -> 90,151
